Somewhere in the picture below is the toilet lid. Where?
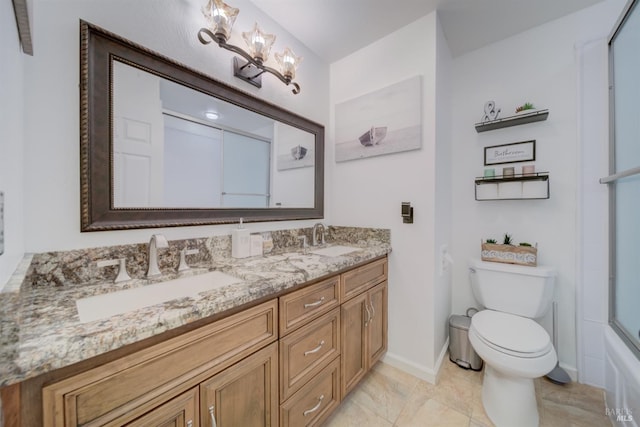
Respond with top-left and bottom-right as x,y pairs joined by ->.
471,310 -> 552,357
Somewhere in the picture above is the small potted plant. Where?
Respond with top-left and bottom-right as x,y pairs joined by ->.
515,102 -> 536,114
481,233 -> 537,266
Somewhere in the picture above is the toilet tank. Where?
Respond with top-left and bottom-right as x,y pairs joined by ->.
469,259 -> 556,319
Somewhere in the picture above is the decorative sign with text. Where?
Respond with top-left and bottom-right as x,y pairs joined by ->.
484,140 -> 536,166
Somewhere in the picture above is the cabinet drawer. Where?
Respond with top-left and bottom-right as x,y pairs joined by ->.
280,357 -> 340,427
340,258 -> 387,301
42,299 -> 277,427
279,275 -> 340,336
279,308 -> 340,402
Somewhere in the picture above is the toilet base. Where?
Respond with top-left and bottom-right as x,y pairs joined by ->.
482,365 -> 540,427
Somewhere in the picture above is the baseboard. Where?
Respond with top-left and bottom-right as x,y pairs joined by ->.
382,338 -> 450,385
434,338 -> 450,384
559,362 -> 578,382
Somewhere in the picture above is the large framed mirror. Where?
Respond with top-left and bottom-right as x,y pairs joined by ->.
80,21 -> 324,231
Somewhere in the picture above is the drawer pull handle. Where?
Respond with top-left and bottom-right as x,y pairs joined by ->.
304,296 -> 325,308
304,340 -> 325,356
369,297 -> 376,320
187,421 -> 193,427
303,394 -> 325,416
209,405 -> 217,427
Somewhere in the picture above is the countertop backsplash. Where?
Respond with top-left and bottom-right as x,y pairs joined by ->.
21,226 -> 390,288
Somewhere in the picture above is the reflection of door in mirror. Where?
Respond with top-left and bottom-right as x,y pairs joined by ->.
113,61 -> 165,207
113,61 -> 272,209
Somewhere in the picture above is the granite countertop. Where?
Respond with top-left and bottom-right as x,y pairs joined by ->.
0,228 -> 391,387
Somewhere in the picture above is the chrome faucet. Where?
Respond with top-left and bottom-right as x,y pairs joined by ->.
312,223 -> 326,246
147,234 -> 169,278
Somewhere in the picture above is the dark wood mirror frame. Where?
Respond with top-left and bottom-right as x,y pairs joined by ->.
80,20 -> 324,231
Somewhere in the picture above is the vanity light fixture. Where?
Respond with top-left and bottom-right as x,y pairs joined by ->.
198,0 -> 303,94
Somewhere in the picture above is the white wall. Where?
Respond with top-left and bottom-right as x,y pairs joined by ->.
330,13 -> 449,380
577,37 -> 611,387
433,13 -> 454,375
451,0 -> 626,379
19,0 -> 329,255
0,1 -> 26,290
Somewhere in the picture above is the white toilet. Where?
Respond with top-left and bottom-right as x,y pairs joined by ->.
467,259 -> 557,427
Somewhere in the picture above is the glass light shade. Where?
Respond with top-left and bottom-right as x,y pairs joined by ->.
275,47 -> 303,80
202,0 -> 239,41
242,23 -> 276,63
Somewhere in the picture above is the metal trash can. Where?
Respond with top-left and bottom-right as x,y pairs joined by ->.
449,314 -> 483,371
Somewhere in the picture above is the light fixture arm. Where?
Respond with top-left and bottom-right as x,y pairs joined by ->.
198,28 -> 301,94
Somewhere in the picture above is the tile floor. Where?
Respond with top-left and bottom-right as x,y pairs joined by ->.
324,360 -> 610,426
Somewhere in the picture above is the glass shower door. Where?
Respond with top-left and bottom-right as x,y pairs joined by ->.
605,0 -> 640,358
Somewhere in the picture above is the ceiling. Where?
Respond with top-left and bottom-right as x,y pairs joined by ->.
249,0 -> 605,61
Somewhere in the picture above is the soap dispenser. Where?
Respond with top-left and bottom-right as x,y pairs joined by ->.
232,218 -> 251,258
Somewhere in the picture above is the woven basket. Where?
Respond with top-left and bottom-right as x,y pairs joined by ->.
481,243 -> 537,267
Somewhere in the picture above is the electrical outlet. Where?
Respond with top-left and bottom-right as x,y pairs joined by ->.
439,244 -> 448,276
439,244 -> 453,277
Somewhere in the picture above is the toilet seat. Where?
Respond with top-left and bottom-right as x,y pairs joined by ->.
470,310 -> 552,358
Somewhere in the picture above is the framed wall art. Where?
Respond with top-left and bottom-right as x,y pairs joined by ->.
335,76 -> 422,163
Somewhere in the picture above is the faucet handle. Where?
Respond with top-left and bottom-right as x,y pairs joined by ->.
178,248 -> 199,272
298,235 -> 308,249
97,258 -> 131,283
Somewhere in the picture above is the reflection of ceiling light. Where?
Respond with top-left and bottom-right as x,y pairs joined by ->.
205,111 -> 219,120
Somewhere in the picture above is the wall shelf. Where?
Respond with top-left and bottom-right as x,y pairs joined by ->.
475,173 -> 549,200
475,109 -> 549,133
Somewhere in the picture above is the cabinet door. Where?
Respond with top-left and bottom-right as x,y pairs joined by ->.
126,387 -> 199,427
200,342 -> 278,427
340,293 -> 368,397
367,281 -> 388,367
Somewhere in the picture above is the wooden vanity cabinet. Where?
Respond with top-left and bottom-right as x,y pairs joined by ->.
340,267 -> 388,397
36,256 -> 388,427
42,299 -> 278,427
278,257 -> 388,426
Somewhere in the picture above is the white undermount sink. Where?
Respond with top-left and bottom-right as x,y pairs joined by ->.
76,271 -> 241,323
310,245 -> 361,257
